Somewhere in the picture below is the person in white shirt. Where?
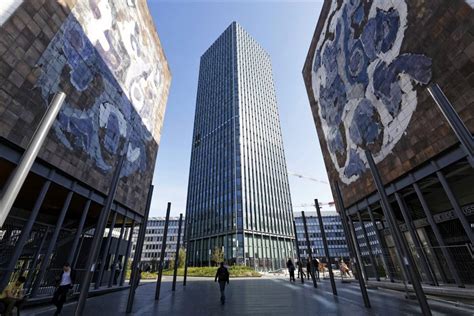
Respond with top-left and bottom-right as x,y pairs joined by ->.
52,263 -> 75,315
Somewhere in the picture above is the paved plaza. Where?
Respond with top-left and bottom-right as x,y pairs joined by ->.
23,276 -> 473,316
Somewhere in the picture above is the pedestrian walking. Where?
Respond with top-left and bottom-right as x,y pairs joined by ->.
214,262 -> 230,304
312,258 -> 320,281
52,263 -> 75,315
0,275 -> 26,316
297,260 -> 306,279
339,260 -> 351,278
286,259 -> 295,282
306,260 -> 312,280
113,262 -> 122,285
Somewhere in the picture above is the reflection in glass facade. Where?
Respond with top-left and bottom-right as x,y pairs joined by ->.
186,22 -> 295,270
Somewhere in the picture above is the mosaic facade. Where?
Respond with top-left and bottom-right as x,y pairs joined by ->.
303,0 -> 474,206
311,0 -> 432,184
0,0 -> 171,214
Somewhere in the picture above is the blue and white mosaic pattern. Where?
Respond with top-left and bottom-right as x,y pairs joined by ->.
311,0 -> 432,183
35,2 -> 159,176
72,0 -> 167,142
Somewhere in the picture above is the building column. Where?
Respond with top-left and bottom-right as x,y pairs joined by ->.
357,211 -> 380,281
154,202 -> 171,301
95,210 -> 118,289
120,220 -> 135,287
394,192 -> 436,286
412,181 -> 464,287
25,228 -> 50,290
126,185 -> 153,313
334,183 -> 370,308
108,215 -> 126,287
435,167 -> 474,245
292,219 -> 304,284
302,211 -> 317,288
348,216 -> 369,281
172,214 -> 183,291
366,202 -> 395,282
0,173 -> 53,291
315,199 -> 337,295
67,198 -> 92,265
427,84 -> 474,166
365,151 -> 431,315
30,187 -> 74,297
74,154 -> 125,316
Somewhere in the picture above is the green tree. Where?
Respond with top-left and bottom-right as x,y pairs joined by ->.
178,247 -> 186,268
211,247 -> 224,266
169,247 -> 186,269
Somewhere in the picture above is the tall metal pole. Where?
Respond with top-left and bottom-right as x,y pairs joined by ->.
74,155 -> 125,316
120,220 -> 136,287
348,217 -> 369,281
366,202 -> 395,282
0,92 -> 66,227
301,211 -> 317,288
30,188 -> 74,297
25,228 -> 50,289
172,214 -> 183,291
427,84 -> 474,166
412,182 -> 464,287
315,199 -> 337,295
155,203 -> 171,300
334,182 -> 371,308
96,211 -> 118,289
365,151 -> 431,315
357,211 -> 380,281
67,198 -> 92,264
183,216 -> 190,286
394,192 -> 436,285
125,185 -> 153,313
435,169 -> 474,245
0,172 -> 53,291
292,219 -> 304,284
109,215 -> 126,287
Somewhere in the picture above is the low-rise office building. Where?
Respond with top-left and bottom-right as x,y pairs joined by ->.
131,216 -> 185,269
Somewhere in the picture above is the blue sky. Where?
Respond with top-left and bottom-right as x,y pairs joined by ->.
147,0 -> 335,217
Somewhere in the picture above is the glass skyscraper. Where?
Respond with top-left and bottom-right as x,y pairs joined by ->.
185,22 -> 295,270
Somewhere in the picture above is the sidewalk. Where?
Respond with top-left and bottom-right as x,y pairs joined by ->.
22,275 -> 474,315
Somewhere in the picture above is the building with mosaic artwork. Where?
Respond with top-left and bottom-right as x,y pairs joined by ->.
0,0 -> 170,299
303,0 -> 474,289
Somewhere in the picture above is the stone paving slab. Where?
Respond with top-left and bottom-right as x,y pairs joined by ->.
23,276 -> 474,316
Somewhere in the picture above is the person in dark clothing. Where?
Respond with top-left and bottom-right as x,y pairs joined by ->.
214,262 -> 229,304
297,260 -> 305,279
286,259 -> 295,282
312,258 -> 320,281
113,262 -> 122,285
306,260 -> 312,280
52,263 -> 76,316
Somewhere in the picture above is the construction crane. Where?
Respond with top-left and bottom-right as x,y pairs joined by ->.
288,170 -> 334,208
287,171 -> 328,184
293,201 -> 335,208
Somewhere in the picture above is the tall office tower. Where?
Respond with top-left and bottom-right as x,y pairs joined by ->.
186,22 -> 295,270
